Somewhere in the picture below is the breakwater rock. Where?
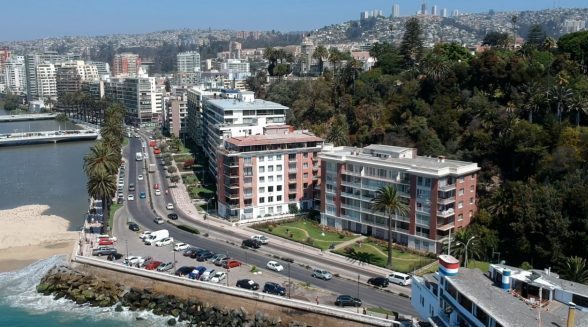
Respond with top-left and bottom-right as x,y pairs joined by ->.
37,265 -> 308,326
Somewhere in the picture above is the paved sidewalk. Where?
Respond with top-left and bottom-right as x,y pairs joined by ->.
332,235 -> 367,251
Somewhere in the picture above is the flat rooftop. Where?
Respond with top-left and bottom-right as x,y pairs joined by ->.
205,98 -> 289,111
227,131 -> 323,147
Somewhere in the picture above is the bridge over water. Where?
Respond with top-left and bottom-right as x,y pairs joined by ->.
0,113 -> 58,122
0,129 -> 99,146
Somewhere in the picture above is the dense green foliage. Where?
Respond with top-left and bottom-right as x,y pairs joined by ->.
262,21 -> 588,272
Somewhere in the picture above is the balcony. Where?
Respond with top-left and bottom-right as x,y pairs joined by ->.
437,208 -> 455,217
438,183 -> 456,191
289,168 -> 297,173
312,166 -> 319,171
243,193 -> 253,199
437,222 -> 455,231
437,197 -> 456,205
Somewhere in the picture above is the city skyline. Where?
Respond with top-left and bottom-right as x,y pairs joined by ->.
0,0 -> 586,41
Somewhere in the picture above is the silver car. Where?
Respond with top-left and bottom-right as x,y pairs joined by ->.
312,268 -> 333,280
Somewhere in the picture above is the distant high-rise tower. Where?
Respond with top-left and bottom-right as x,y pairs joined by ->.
176,51 -> 201,85
452,9 -> 459,17
442,8 -> 448,17
432,5 -> 438,16
112,53 -> 141,77
421,1 -> 427,15
392,3 -> 400,18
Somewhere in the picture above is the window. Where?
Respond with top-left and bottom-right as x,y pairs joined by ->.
277,175 -> 283,182
259,197 -> 265,203
268,166 -> 274,172
268,196 -> 274,202
459,176 -> 465,183
268,176 -> 274,182
277,195 -> 282,201
303,173 -> 309,179
243,167 -> 252,176
469,210 -> 473,218
458,201 -> 463,209
458,188 -> 464,196
469,197 -> 474,204
268,155 -> 274,161
276,154 -> 282,160
259,208 -> 265,216
268,207 -> 274,214
259,176 -> 265,183
303,153 -> 308,158
303,163 -> 309,169
470,185 -> 474,192
268,186 -> 274,192
277,185 -> 282,191
470,174 -> 476,180
259,187 -> 265,193
244,157 -> 252,165
276,165 -> 282,171
259,156 -> 264,162
457,214 -> 463,221
259,166 -> 265,173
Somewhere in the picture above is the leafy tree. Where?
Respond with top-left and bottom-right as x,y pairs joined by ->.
558,256 -> 588,284
558,30 -> 588,67
371,185 -> 409,269
482,31 -> 510,48
442,229 -> 482,266
326,114 -> 349,146
83,142 -> 119,177
170,174 -> 180,185
2,92 -> 21,111
312,45 -> 329,76
526,24 -> 547,47
399,18 -> 424,67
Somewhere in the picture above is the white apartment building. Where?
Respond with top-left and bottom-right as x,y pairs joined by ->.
104,77 -> 162,127
4,55 -> 26,94
36,64 -> 57,99
176,51 -> 201,85
164,92 -> 188,137
186,87 -> 217,146
220,59 -> 251,80
25,51 -> 81,101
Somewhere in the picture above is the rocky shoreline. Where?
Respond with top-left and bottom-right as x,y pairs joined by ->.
37,265 -> 306,326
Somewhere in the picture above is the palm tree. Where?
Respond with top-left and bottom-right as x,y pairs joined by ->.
518,82 -> 546,123
420,54 -> 451,80
569,95 -> 588,127
371,185 -> 409,269
86,169 -> 117,232
558,256 -> 588,284
442,229 -> 482,266
548,85 -> 574,123
83,141 -> 119,177
312,45 -> 329,76
326,115 -> 349,146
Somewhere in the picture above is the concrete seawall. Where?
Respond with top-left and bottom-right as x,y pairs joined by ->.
72,256 -> 400,327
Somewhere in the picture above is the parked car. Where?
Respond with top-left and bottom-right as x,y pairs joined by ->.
107,253 -> 123,261
335,295 -> 362,307
155,189 -> 161,196
145,261 -> 162,270
98,238 -> 114,246
166,203 -> 174,210
123,256 -> 145,267
388,272 -> 412,286
156,261 -> 174,272
140,256 -> 153,267
262,282 -> 286,296
251,235 -> 269,244
242,239 -> 261,249
311,269 -> 333,280
154,216 -> 164,224
236,279 -> 259,290
209,271 -> 227,283
117,197 -> 124,204
127,194 -> 135,201
266,261 -> 284,272
189,248 -> 208,259
195,250 -> 215,262
174,266 -> 195,277
92,247 -> 117,256
199,268 -> 216,281
138,174 -> 144,180
139,192 -> 146,199
155,237 -> 173,247
183,247 -> 200,257
188,266 -> 207,280
167,213 -> 178,220
128,222 -> 140,231
139,231 -> 152,239
173,243 -> 190,252
367,276 -> 389,288
223,260 -> 242,269
211,254 -> 229,266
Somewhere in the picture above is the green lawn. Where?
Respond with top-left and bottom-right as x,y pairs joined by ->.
334,241 -> 435,273
122,137 -> 129,146
254,219 -> 359,250
109,203 -> 123,232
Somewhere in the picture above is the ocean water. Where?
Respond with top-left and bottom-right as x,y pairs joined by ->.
0,256 -> 178,326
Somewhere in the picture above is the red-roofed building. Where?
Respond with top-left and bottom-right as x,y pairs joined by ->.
216,126 -> 323,221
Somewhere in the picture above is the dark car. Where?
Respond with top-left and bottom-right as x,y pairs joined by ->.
174,266 -> 196,277
335,295 -> 362,307
117,197 -> 124,204
188,266 -> 207,280
92,247 -> 118,256
236,279 -> 259,290
183,247 -> 200,257
195,250 -> 215,262
262,282 -> 286,296
367,276 -> 389,288
167,213 -> 178,220
107,253 -> 123,261
128,223 -> 140,231
190,248 -> 208,259
241,239 -> 261,249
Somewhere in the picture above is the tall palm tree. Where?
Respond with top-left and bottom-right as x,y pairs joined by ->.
86,169 -> 117,232
442,229 -> 482,266
312,45 -> 329,76
371,185 -> 409,269
83,141 -> 119,177
548,85 -> 574,123
518,82 -> 546,123
419,54 -> 451,80
326,115 -> 349,146
558,256 -> 588,284
569,95 -> 588,127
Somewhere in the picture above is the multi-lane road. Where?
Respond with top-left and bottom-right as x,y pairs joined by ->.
118,135 -> 416,316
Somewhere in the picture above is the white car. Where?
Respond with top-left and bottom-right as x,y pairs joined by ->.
174,243 -> 190,251
138,174 -> 144,180
123,256 -> 145,267
139,231 -> 151,239
118,181 -> 124,187
209,271 -> 227,283
128,194 -> 135,201
155,189 -> 161,196
251,235 -> 269,244
155,237 -> 174,247
166,203 -> 174,210
266,261 -> 284,272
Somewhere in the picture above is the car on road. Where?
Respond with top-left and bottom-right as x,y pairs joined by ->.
262,282 -> 286,296
188,266 -> 207,280
223,260 -> 242,269
311,269 -> 333,280
139,192 -> 146,199
156,261 -> 174,272
153,183 -> 160,189
92,247 -> 117,256
138,174 -> 144,180
195,250 -> 215,262
127,194 -> 135,201
241,239 -> 261,249
128,223 -> 140,231
166,203 -> 174,210
167,213 -> 178,220
139,231 -> 152,239
183,247 -> 200,257
367,276 -> 389,288
155,237 -> 174,247
98,238 -> 115,246
266,261 -> 284,272
155,189 -> 161,196
173,243 -> 190,252
117,197 -> 124,204
199,269 -> 215,281
145,261 -> 162,270
128,183 -> 135,191
154,216 -> 164,224
388,272 -> 412,286
209,271 -> 227,283
251,235 -> 269,244
335,295 -> 362,307
236,279 -> 259,290
174,266 -> 195,277
211,254 -> 229,266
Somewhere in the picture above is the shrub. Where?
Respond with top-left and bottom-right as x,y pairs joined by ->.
288,232 -> 294,238
338,233 -> 346,239
268,226 -> 273,232
250,265 -> 257,273
281,257 -> 294,263
305,237 -> 314,245
176,224 -> 200,234
343,246 -> 355,254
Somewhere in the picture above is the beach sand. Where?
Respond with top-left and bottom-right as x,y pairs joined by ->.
0,205 -> 79,272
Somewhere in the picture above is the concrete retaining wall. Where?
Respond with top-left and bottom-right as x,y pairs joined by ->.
73,256 -> 399,327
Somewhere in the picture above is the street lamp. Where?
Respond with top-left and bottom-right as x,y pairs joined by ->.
464,236 -> 476,268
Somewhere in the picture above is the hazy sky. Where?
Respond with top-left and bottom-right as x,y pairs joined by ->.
0,0 -> 585,41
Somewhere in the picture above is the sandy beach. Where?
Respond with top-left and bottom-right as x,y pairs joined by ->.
0,205 -> 79,272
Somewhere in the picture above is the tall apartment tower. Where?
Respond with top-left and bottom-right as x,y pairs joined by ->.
176,51 -> 201,85
432,5 -> 438,16
112,53 -> 141,77
25,51 -> 80,101
229,41 -> 242,60
421,1 -> 427,15
441,8 -> 448,18
452,9 -> 460,17
4,55 -> 27,94
392,3 -> 400,18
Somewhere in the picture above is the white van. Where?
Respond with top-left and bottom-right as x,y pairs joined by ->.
144,229 -> 169,245
388,271 -> 412,286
